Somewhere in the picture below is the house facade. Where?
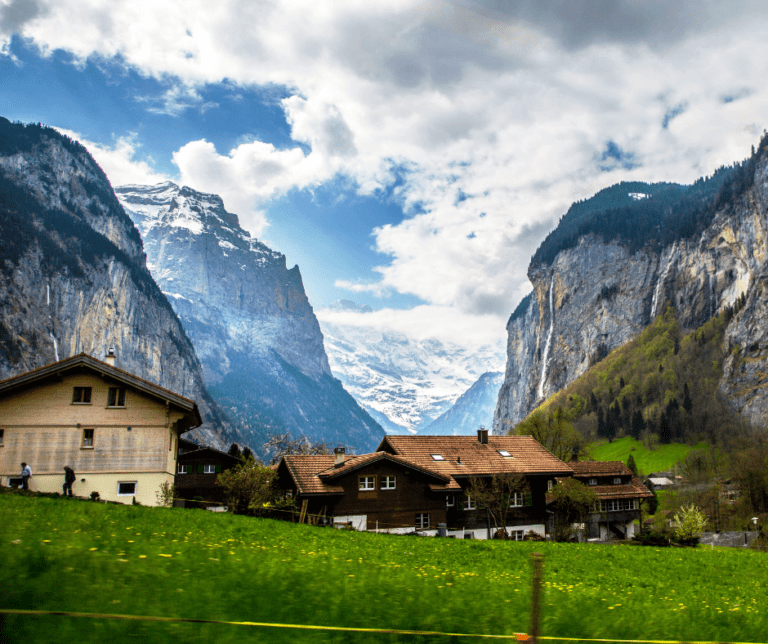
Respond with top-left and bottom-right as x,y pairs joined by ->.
275,429 -> 573,538
566,461 -> 654,540
175,445 -> 242,509
0,352 -> 201,506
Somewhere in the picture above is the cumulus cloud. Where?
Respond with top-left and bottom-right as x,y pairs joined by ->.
11,0 -> 768,345
55,128 -> 169,187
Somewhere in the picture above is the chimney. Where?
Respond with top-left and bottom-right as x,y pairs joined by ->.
334,447 -> 346,467
477,426 -> 488,445
105,347 -> 116,367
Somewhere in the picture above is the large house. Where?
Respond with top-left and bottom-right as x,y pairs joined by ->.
275,429 -> 573,538
0,352 -> 202,506
563,461 -> 654,540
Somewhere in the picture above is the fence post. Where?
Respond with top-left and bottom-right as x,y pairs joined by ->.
530,552 -> 543,644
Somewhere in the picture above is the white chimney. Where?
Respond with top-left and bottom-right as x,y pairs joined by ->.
105,347 -> 116,366
334,447 -> 346,467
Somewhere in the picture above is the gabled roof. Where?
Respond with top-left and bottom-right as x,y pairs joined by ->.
569,461 -> 634,477
550,474 -> 653,502
378,435 -> 573,478
317,451 -> 452,484
177,446 -> 242,466
280,455 -> 345,496
0,352 -> 202,430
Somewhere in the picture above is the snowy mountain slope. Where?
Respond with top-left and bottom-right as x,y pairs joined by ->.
317,300 -> 506,433
422,372 -> 504,435
116,184 -> 384,455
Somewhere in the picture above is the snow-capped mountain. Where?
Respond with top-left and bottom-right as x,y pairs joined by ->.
317,300 -> 506,434
116,183 -> 384,455
422,372 -> 504,435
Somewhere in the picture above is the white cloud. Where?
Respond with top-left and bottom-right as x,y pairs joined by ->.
55,128 -> 170,187
11,0 -> 768,337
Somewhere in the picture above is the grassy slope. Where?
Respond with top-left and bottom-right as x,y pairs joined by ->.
588,436 -> 704,475
2,492 -> 767,644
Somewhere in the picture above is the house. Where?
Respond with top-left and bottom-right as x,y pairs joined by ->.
275,428 -> 573,538
562,461 -> 654,540
0,352 -> 202,506
175,444 -> 242,509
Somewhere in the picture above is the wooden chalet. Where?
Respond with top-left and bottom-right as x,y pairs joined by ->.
556,461 -> 654,540
0,352 -> 202,506
175,444 -> 242,509
275,428 -> 573,538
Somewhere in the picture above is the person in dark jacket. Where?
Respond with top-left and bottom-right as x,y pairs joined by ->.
63,466 -> 76,497
20,462 -> 31,490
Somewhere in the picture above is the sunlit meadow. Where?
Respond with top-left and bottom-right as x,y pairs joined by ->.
1,492 -> 766,643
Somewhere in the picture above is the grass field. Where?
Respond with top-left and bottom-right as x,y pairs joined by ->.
2,491 -> 767,644
588,436 -> 703,475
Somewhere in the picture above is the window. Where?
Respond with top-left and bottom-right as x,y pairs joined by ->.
82,428 -> 94,448
511,530 -> 525,541
117,481 -> 137,496
463,494 -> 476,510
589,478 -> 598,486
613,477 -> 622,484
509,492 -> 524,508
415,513 -> 430,529
598,498 -> 637,512
108,387 -> 126,407
547,479 -> 554,491
72,387 -> 92,404
203,464 -> 216,474
359,476 -> 376,490
446,495 -> 455,507
0,428 -> 4,446
498,450 -> 512,458
381,475 -> 396,490
177,464 -> 188,474
430,454 -> 445,461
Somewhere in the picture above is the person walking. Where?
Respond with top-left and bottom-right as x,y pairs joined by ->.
63,466 -> 76,497
20,462 -> 32,490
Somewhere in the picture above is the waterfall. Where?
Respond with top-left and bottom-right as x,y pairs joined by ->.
537,276 -> 555,400
47,283 -> 58,361
650,249 -> 675,319
50,334 -> 59,362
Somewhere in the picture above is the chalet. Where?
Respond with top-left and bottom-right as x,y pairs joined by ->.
275,429 -> 573,538
175,443 -> 242,509
560,461 -> 653,540
0,352 -> 202,506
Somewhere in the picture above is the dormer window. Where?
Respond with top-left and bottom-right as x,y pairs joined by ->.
589,478 -> 598,486
498,450 -> 512,458
613,477 -> 622,484
430,454 -> 445,461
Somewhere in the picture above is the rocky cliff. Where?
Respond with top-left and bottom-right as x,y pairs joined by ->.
116,184 -> 384,455
494,137 -> 768,433
0,119 -> 232,448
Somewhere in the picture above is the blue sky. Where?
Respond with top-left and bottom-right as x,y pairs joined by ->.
1,0 -> 767,348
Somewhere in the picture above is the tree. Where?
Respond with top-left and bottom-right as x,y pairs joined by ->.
627,453 -> 638,476
673,504 -> 707,544
228,443 -> 242,459
242,446 -> 253,461
549,478 -> 598,542
263,433 -> 333,465
155,481 -> 175,508
217,458 -> 278,515
514,408 -> 586,462
465,473 -> 527,536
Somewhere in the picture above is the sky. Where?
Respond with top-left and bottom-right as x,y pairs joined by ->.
1,0 -> 767,353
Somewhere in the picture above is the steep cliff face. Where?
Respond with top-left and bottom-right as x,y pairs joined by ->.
0,119 -> 232,448
494,141 -> 768,433
116,183 -> 384,455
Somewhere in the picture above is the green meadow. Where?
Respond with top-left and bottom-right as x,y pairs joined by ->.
588,436 -> 702,475
1,492 -> 766,644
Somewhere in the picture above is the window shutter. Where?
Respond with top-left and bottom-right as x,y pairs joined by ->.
524,492 -> 533,507
198,464 -> 204,474
216,465 -> 221,473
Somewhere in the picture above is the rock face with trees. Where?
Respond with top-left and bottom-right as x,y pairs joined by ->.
495,134 -> 768,436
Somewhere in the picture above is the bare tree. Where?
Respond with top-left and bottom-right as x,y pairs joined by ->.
465,473 -> 527,537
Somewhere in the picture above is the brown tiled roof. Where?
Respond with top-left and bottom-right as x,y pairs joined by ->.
570,461 -> 633,477
549,474 -> 653,502
282,455 -> 344,495
317,452 -> 451,483
379,435 -> 573,478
